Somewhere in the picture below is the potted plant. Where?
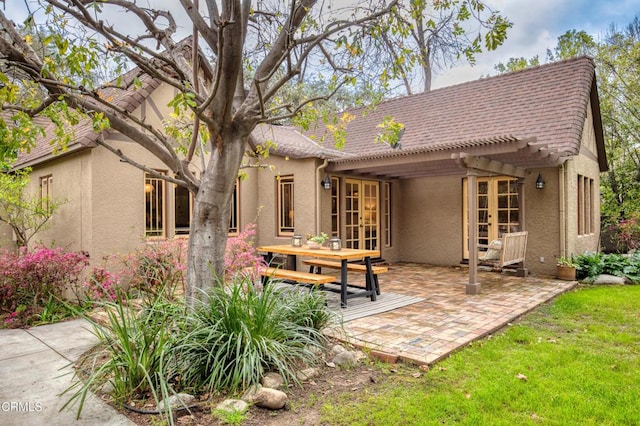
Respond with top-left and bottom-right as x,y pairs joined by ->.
557,256 -> 577,280
306,232 -> 329,249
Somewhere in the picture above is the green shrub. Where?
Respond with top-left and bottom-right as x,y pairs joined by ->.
574,252 -> 603,280
574,251 -> 640,283
173,277 -> 334,393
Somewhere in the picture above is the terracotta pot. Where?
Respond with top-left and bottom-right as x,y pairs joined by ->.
557,265 -> 577,280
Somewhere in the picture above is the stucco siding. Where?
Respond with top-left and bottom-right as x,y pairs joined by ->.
256,156 -> 318,248
0,222 -> 16,251
563,99 -> 601,257
395,172 -> 564,276
239,167 -> 259,232
398,175 -> 463,265
25,150 -> 92,252
525,168 -> 562,276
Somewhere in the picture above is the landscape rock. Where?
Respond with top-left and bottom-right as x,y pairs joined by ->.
333,350 -> 357,368
353,350 -> 368,362
593,274 -> 627,285
297,367 -> 320,382
99,379 -> 115,395
262,372 -> 284,389
243,385 -> 288,410
215,399 -> 248,414
241,385 -> 261,403
330,344 -> 346,355
306,344 -> 324,356
157,393 -> 196,411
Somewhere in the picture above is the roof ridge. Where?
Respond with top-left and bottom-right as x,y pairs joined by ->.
342,56 -> 595,116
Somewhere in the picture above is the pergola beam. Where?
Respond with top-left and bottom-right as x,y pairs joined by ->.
452,153 -> 527,178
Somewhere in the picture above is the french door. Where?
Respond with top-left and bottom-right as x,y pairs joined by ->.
463,176 -> 520,259
345,179 -> 380,250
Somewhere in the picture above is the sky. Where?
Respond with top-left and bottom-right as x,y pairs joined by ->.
4,0 -> 640,89
432,0 -> 640,88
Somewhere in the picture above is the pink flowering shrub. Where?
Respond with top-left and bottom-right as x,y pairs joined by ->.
118,239 -> 187,297
0,246 -> 90,327
82,267 -> 119,303
225,223 -> 267,282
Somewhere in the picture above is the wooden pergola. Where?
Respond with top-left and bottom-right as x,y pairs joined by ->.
327,135 -> 566,294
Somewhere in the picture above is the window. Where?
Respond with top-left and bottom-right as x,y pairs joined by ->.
331,177 -> 340,237
229,181 -> 239,235
277,176 -> 294,235
383,181 -> 392,247
174,184 -> 192,235
145,173 -> 166,238
39,175 -> 53,210
578,174 -> 594,235
174,180 -> 240,236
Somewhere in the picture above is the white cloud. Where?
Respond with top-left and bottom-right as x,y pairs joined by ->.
432,0 -> 640,89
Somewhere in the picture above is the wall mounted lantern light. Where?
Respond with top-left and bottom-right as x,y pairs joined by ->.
321,175 -> 331,190
535,173 -> 545,190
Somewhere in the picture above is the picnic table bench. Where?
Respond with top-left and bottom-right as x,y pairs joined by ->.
302,259 -> 387,295
259,267 -> 335,285
257,245 -> 380,308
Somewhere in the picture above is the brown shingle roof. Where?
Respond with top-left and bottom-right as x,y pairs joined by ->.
252,124 -> 352,160
312,57 -> 601,168
12,68 -> 161,168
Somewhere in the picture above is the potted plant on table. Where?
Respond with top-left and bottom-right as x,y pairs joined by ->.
306,232 -> 329,249
557,256 -> 578,280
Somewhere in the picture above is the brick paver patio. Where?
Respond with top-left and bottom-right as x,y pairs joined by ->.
329,263 -> 577,365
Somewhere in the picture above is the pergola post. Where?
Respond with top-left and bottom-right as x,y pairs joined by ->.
467,169 -> 481,295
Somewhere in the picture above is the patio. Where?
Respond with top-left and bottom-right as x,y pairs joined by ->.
326,263 -> 577,365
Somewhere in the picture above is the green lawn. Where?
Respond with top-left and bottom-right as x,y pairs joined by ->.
321,285 -> 640,425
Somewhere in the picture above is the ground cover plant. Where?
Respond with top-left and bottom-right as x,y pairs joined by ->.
320,285 -> 640,425
573,251 -> 640,282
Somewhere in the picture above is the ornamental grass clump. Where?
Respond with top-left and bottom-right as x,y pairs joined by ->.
173,276 -> 335,394
64,287 -> 185,422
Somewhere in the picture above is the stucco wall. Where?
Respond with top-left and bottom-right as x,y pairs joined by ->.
0,222 -> 17,251
395,171 -> 565,276
23,151 -> 91,252
89,142 -> 160,260
563,100 -> 601,257
398,175 -> 464,265
522,168 -> 562,276
255,156 -> 318,248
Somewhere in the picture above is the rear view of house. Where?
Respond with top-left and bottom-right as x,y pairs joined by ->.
2,57 -> 606,292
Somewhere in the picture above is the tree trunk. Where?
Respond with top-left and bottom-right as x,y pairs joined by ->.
185,128 -> 248,304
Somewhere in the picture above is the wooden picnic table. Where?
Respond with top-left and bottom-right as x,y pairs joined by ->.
257,245 -> 380,308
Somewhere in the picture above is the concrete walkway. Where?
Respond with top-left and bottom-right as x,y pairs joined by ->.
0,319 -> 134,426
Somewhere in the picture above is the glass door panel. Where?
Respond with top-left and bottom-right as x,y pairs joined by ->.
345,179 -> 379,250
463,176 -> 519,259
345,180 -> 360,249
